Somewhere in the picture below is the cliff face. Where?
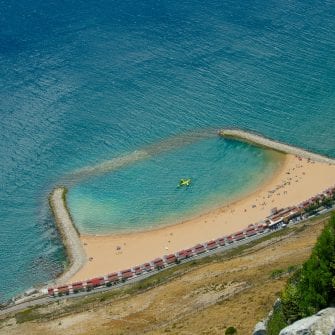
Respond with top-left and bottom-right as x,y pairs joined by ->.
279,308 -> 335,335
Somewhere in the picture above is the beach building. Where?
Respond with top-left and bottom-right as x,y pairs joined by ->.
193,244 -> 206,255
71,282 -> 84,293
164,254 -> 177,264
185,248 -> 194,258
87,277 -> 105,288
48,288 -> 54,297
206,240 -> 218,250
256,225 -> 265,233
266,207 -> 300,228
226,235 -> 234,244
246,228 -> 257,237
133,266 -> 143,275
57,285 -> 69,295
143,262 -> 153,271
233,231 -> 245,241
176,250 -> 187,260
107,272 -> 120,283
153,258 -> 164,269
121,269 -> 133,280
216,237 -> 226,247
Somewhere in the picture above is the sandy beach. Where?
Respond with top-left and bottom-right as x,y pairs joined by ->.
70,153 -> 335,283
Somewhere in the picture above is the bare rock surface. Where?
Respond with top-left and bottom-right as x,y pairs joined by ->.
253,321 -> 267,335
279,308 -> 335,335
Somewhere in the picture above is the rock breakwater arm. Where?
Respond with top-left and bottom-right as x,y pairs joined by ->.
49,187 -> 87,285
219,129 -> 335,165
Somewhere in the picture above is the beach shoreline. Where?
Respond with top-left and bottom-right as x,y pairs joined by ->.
69,158 -> 335,283
78,150 -> 285,238
49,129 -> 335,285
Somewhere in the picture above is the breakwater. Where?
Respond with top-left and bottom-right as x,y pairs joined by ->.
49,187 -> 87,285
219,129 -> 335,165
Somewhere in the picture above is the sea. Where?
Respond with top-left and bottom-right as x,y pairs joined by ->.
1,0 -> 335,301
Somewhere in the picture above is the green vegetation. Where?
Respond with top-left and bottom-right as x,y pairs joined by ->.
267,306 -> 287,335
304,196 -> 334,215
270,265 -> 299,279
283,213 -> 335,320
15,307 -> 42,324
267,213 -> 335,334
270,269 -> 285,279
225,326 -> 237,334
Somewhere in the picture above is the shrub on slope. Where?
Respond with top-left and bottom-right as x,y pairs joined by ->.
281,213 -> 335,323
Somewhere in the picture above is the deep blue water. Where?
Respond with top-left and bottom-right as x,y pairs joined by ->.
1,0 -> 335,301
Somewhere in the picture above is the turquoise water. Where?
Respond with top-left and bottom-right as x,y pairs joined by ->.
1,0 -> 335,301
67,136 -> 282,234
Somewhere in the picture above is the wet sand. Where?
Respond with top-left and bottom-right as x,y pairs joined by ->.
70,154 -> 335,282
